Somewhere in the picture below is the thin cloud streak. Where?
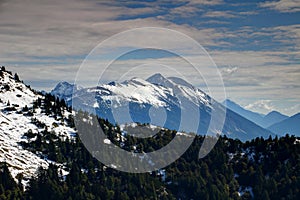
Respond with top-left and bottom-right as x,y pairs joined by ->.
245,100 -> 274,114
260,0 -> 300,13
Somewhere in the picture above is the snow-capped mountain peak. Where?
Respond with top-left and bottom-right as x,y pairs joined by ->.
53,73 -> 274,141
146,73 -> 174,88
51,81 -> 82,99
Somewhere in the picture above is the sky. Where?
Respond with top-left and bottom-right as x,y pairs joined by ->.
0,0 -> 299,116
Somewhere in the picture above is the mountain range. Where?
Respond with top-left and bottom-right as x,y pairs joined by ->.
222,99 -> 300,136
52,73 -> 275,141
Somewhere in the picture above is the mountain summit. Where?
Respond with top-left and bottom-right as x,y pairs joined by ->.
262,111 -> 288,128
146,73 -> 174,88
51,81 -> 82,100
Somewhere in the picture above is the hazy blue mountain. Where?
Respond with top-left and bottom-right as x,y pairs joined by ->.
222,99 -> 265,125
223,99 -> 288,128
268,113 -> 300,136
261,111 -> 288,128
52,73 -> 274,141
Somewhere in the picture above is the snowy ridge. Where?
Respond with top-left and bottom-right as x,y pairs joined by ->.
0,70 -> 75,185
66,73 -> 211,110
102,77 -> 172,107
0,107 -> 49,185
0,71 -> 37,107
146,73 -> 210,107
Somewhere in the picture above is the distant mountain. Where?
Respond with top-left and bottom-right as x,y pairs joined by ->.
261,111 -> 288,128
223,99 -> 288,128
52,73 -> 274,141
51,81 -> 82,100
268,113 -> 300,136
222,99 -> 265,126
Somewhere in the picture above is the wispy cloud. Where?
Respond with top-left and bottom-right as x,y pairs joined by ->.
220,66 -> 238,75
283,104 -> 300,115
181,0 -> 224,6
0,0 -> 230,60
260,0 -> 300,13
202,11 -> 237,18
214,25 -> 300,53
245,100 -> 274,114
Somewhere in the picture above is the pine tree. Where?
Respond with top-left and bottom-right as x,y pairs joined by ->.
0,163 -> 17,190
14,73 -> 20,82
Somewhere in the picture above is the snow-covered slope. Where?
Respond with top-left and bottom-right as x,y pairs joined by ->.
0,71 -> 37,107
52,73 -> 274,141
0,69 -> 75,185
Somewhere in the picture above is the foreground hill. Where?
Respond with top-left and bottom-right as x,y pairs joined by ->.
0,67 -> 75,185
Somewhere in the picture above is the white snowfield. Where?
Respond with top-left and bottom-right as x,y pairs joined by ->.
63,73 -> 211,110
0,70 -> 75,186
101,75 -> 211,107
102,77 -> 172,107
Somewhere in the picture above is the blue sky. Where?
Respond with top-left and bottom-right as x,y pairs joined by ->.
0,0 -> 299,115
